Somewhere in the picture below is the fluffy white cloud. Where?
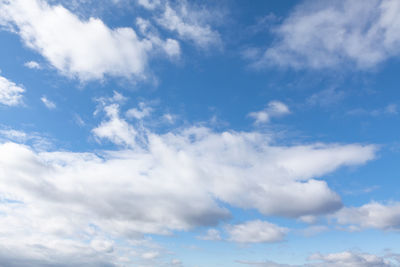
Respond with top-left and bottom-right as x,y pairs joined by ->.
40,96 -> 56,109
334,202 -> 400,230
156,1 -> 221,49
92,104 -> 138,147
258,0 -> 400,69
0,75 -> 25,106
248,101 -> 290,124
0,0 -> 177,81
227,220 -> 288,243
0,98 -> 378,265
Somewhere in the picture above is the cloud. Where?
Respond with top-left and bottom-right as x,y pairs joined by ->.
156,1 -> 222,49
308,251 -> 397,267
40,96 -> 56,109
248,101 -> 290,124
307,88 -> 345,107
24,61 -> 41,69
227,220 -> 288,243
257,0 -> 400,70
0,0 -> 177,81
237,251 -> 399,267
347,104 -> 398,116
137,0 -> 161,10
0,75 -> 25,106
126,102 -> 153,120
0,129 -> 27,142
92,104 -> 138,147
334,202 -> 400,230
0,97 -> 378,265
197,228 -> 222,241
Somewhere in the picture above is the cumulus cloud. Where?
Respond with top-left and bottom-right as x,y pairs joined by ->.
0,75 -> 25,106
92,104 -> 138,147
0,0 -> 178,81
0,96 -> 378,265
334,202 -> 400,230
40,96 -> 56,109
227,220 -> 288,243
258,0 -> 400,70
248,101 -> 290,124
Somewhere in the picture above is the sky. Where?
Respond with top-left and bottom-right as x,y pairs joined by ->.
0,0 -> 400,266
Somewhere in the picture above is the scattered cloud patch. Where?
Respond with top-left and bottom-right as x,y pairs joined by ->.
92,104 -> 137,147
197,228 -> 222,241
257,0 -> 400,70
40,96 -> 56,109
126,102 -> 153,120
248,101 -> 290,124
24,61 -> 41,69
237,251 -> 399,267
156,1 -> 222,49
0,75 -> 25,106
347,104 -> 398,116
227,220 -> 288,243
334,202 -> 400,230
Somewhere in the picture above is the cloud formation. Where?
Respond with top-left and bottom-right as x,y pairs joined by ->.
334,202 -> 400,230
248,101 -> 290,124
238,251 -> 398,267
0,95 -> 378,265
0,75 -> 25,106
259,0 -> 400,70
0,0 -> 177,81
227,220 -> 288,243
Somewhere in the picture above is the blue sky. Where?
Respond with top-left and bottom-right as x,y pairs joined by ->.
0,0 -> 400,266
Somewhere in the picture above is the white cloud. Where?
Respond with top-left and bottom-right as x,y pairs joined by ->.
0,129 -> 27,142
297,225 -> 329,237
248,101 -> 290,124
0,75 -> 24,106
40,96 -> 56,109
227,220 -> 288,243
156,1 -> 221,49
334,202 -> 400,230
137,0 -> 161,10
0,0 -> 176,81
197,228 -> 221,241
126,102 -> 153,120
0,99 -> 378,265
92,104 -> 138,147
238,251 -> 398,267
141,251 -> 159,260
308,251 -> 396,267
258,0 -> 400,70
24,61 -> 41,69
